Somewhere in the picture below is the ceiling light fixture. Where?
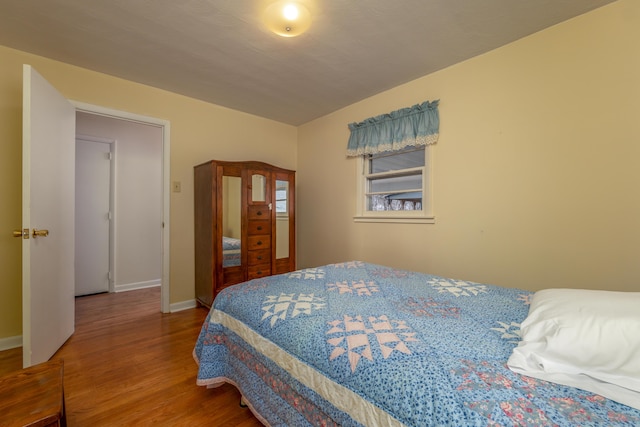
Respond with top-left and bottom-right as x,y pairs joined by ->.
263,1 -> 312,37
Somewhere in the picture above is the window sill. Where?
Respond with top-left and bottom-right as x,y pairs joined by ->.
353,214 -> 435,224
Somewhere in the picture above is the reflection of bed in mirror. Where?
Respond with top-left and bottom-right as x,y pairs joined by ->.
222,236 -> 241,267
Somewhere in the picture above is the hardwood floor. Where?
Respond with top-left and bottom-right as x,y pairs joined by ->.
0,288 -> 263,426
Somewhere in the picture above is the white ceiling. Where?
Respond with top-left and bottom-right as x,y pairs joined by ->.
0,0 -> 617,125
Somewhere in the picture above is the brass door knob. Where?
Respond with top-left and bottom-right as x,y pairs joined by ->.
13,229 -> 28,239
32,228 -> 49,238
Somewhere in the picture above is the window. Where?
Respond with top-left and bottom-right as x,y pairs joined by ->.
275,181 -> 288,214
346,100 -> 439,223
355,146 -> 434,223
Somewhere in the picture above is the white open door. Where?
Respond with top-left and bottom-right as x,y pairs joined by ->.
22,65 -> 76,368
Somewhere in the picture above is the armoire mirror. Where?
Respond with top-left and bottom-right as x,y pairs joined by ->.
222,175 -> 242,268
275,179 -> 289,259
252,173 -> 266,202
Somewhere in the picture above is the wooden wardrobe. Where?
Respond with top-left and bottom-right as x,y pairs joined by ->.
194,160 -> 296,306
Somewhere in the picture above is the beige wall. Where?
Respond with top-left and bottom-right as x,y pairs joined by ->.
297,0 -> 640,292
0,46 -> 297,341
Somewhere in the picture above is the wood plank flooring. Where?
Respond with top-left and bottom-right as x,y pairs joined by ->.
0,288 -> 263,426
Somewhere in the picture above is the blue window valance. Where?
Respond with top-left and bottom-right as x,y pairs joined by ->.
346,100 -> 439,157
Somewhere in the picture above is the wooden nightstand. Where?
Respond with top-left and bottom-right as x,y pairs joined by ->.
0,359 -> 66,426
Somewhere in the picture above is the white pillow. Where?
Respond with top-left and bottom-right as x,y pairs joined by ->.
507,288 -> 640,410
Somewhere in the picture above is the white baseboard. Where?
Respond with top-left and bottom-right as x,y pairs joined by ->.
0,335 -> 22,351
114,279 -> 161,293
170,299 -> 197,313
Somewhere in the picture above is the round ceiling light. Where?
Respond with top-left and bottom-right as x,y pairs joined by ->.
263,1 -> 312,37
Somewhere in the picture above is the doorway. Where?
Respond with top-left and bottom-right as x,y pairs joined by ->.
73,103 -> 171,313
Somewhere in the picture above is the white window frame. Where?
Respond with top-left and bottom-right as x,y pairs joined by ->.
354,146 -> 435,224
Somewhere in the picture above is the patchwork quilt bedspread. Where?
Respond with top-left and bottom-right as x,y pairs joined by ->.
194,261 -> 640,426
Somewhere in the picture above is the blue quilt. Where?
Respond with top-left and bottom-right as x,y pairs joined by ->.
194,261 -> 640,426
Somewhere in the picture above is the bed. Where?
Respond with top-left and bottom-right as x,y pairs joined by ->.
222,236 -> 241,267
193,261 -> 640,426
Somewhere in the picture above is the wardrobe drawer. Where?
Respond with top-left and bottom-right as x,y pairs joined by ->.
248,205 -> 270,220
248,248 -> 270,265
248,235 -> 271,250
248,220 -> 269,235
248,263 -> 271,279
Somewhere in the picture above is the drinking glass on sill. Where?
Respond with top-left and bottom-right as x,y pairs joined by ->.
404,201 -> 414,210
390,200 -> 402,210
415,202 -> 422,210
371,195 -> 387,211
